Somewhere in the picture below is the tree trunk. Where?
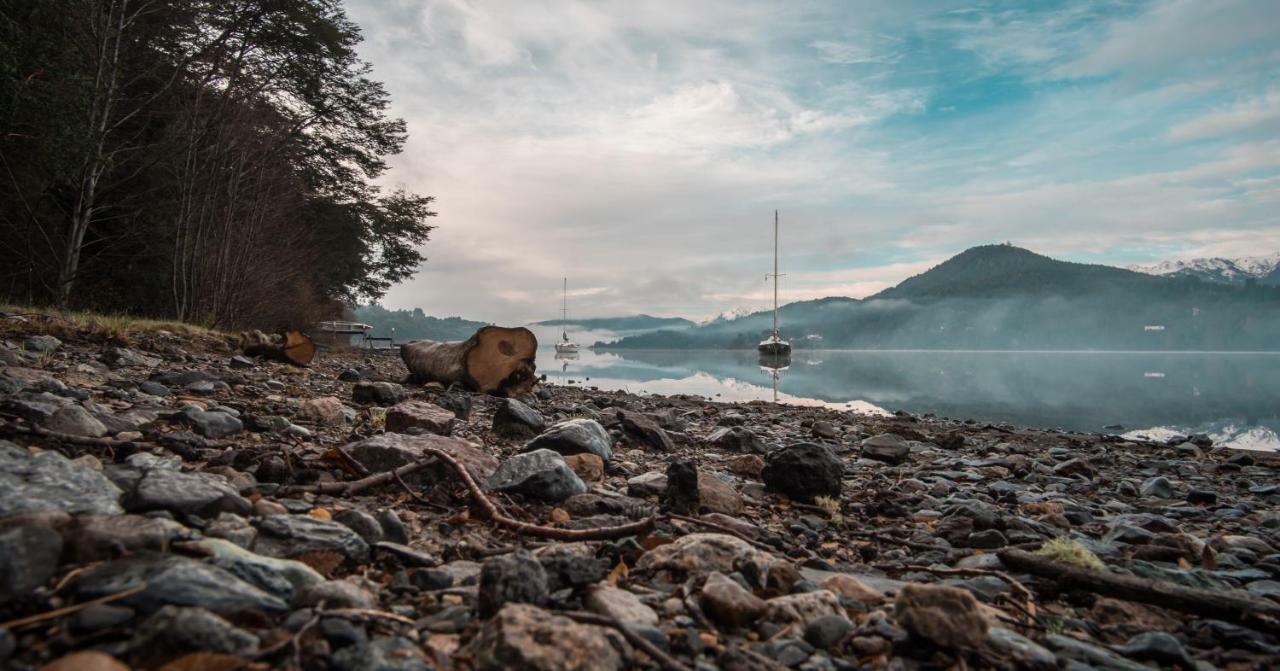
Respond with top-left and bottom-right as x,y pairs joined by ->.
401,326 -> 538,396
241,329 -> 316,366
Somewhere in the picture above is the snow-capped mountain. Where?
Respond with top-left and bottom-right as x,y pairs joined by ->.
698,306 -> 760,325
1129,252 -> 1280,286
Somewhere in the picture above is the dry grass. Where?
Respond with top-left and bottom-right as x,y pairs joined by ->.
2,305 -> 223,346
1035,536 -> 1106,570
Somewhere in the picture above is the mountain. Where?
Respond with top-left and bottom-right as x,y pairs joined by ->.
602,244 -> 1280,351
532,314 -> 694,331
1129,252 -> 1280,286
699,306 -> 758,325
353,305 -> 490,342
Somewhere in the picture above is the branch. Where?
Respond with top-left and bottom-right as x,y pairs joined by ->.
563,611 -> 693,671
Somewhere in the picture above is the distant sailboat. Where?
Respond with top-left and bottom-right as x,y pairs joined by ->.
758,210 -> 792,358
554,278 -> 580,354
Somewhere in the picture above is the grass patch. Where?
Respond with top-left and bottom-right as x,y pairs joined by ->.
1035,536 -> 1105,570
3,305 -> 224,345
813,495 -> 845,525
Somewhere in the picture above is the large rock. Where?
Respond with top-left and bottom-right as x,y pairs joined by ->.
352,381 -> 406,406
470,603 -> 624,671
344,433 -> 497,486
762,443 -> 843,502
386,400 -> 457,435
636,533 -> 774,579
189,537 -> 324,601
0,524 -> 63,603
700,571 -> 766,628
478,550 -> 549,618
616,409 -> 674,450
252,514 -> 371,566
125,468 -> 248,517
487,449 -> 587,502
128,605 -> 259,656
43,405 -> 108,437
64,513 -> 185,562
0,440 -> 124,516
584,583 -> 659,626
763,590 -> 843,627
894,583 -> 990,649
493,398 -> 545,438
525,419 -> 613,461
71,553 -> 288,615
175,407 -> 243,439
860,434 -> 911,465
698,472 -> 744,516
707,426 -> 768,454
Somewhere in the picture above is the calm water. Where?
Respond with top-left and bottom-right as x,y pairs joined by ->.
537,348 -> 1280,451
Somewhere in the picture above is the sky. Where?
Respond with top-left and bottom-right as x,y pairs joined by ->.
344,0 -> 1280,323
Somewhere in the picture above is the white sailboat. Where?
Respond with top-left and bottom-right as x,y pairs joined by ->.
758,210 -> 792,357
554,277 -> 580,354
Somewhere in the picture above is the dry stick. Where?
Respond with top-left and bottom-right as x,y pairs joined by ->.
251,610 -> 320,661
392,467 -> 450,512
564,610 -> 694,671
998,549 -> 1280,630
846,530 -> 950,553
420,445 -> 656,542
663,513 -> 774,551
281,458 -> 437,496
0,584 -> 146,630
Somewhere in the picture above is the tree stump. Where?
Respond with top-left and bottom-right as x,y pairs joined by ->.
401,326 -> 537,396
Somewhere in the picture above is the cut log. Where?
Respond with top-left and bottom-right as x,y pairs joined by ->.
998,549 -> 1280,630
401,326 -> 537,396
241,329 -> 316,366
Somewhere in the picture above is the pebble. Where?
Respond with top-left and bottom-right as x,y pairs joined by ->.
351,381 -> 406,405
478,550 -> 549,618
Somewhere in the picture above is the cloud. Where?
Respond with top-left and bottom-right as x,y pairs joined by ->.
342,0 -> 1280,323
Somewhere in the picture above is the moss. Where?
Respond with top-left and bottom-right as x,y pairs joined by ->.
814,495 -> 845,525
1035,536 -> 1105,570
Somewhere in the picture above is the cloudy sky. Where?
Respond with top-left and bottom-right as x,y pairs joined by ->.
345,0 -> 1280,323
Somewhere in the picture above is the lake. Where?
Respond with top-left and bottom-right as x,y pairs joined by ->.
536,348 -> 1280,451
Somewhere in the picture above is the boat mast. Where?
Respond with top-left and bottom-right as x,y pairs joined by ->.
772,210 -> 779,338
561,278 -> 569,341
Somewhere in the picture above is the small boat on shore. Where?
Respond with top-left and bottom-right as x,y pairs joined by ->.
758,210 -> 792,358
554,277 -> 580,354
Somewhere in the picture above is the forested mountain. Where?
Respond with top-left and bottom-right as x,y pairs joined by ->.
603,245 -> 1280,351
353,305 -> 489,342
533,315 -> 694,331
0,0 -> 434,328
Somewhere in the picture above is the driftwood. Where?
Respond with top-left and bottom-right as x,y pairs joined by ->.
401,326 -> 537,396
999,549 -> 1280,629
241,329 -> 316,366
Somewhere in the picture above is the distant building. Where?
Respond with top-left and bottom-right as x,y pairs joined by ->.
1144,325 -> 1166,331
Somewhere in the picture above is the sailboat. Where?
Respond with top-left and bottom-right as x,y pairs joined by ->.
554,277 -> 580,354
758,210 -> 792,357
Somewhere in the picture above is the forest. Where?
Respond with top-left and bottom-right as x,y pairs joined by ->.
0,0 -> 434,328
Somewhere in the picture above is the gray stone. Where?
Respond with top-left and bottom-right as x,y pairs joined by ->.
762,443 -> 843,502
125,468 -> 248,517
584,583 -> 659,626
72,553 -> 288,615
23,334 -> 61,353
700,571 -> 766,628
707,426 -> 769,454
335,508 -> 385,545
968,529 -> 1008,549
487,449 -> 587,502
470,603 -> 624,671
43,405 -> 108,437
331,636 -> 432,671
385,400 -> 456,435
229,355 -> 256,369
176,407 -> 243,438
129,605 -> 259,656
0,440 -> 124,516
616,409 -> 674,450
1140,476 -> 1176,499
860,434 -> 911,465
493,398 -> 545,438
627,471 -> 668,498
1045,633 -> 1148,670
1117,632 -> 1198,669
635,533 -> 774,580
70,603 -> 135,633
190,538 -> 323,601
478,550 -> 549,618
0,524 -> 63,603
987,628 -> 1057,670
377,508 -> 410,544
139,381 -> 170,397
64,513 -> 187,562
345,433 -> 497,486
352,381 -> 406,406
295,579 -> 377,609
525,419 -> 613,461
804,613 -> 854,649
102,347 -> 162,368
252,514 -> 371,566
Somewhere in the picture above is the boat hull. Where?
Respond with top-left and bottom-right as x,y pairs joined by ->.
554,343 -> 580,354
757,341 -> 791,356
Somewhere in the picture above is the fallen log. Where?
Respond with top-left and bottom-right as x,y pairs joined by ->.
400,326 -> 537,396
998,549 -> 1280,630
241,329 -> 316,366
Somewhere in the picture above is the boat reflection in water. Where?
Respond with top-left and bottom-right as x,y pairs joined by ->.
554,349 -> 579,372
758,351 -> 791,402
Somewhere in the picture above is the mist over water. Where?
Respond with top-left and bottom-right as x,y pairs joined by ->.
537,348 -> 1280,451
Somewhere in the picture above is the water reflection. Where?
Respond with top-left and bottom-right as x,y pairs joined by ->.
537,348 -> 1280,451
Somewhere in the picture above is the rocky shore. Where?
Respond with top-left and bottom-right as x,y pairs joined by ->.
1,315 -> 1278,670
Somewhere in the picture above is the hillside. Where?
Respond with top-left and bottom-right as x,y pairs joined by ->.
603,244 -> 1280,351
353,305 -> 490,342
1130,252 -> 1280,286
533,314 -> 694,331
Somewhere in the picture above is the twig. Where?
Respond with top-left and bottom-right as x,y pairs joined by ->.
251,610 -> 319,660
393,467 -> 449,511
281,457 -> 436,496
0,584 -> 146,630
662,513 -> 773,551
846,530 -> 950,553
322,607 -> 417,625
421,445 -> 656,542
564,610 -> 693,671
901,564 -> 1035,617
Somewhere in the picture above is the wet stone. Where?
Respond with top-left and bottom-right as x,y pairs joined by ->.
0,440 -> 124,516
493,398 -> 545,438
707,426 -> 769,454
616,409 -> 675,450
71,553 -> 288,615
470,603 -> 624,671
128,605 -> 259,656
334,508 -> 385,545
525,418 -> 613,461
478,550 -> 549,618
386,399 -> 456,435
43,405 -> 108,437
487,449 -> 587,502
252,514 -> 371,566
352,381 -> 406,406
0,523 -> 63,603
762,443 -> 843,502
860,433 -> 911,465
